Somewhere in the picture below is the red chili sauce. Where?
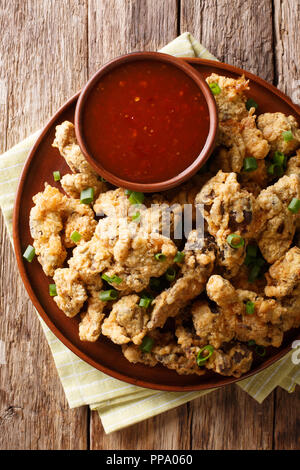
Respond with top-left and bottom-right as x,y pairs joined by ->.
83,60 -> 209,183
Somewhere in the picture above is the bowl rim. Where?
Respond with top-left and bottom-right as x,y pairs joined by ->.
12,57 -> 300,392
74,51 -> 218,192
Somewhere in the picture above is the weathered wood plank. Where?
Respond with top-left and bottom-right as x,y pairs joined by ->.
274,387 -> 300,450
0,0 -> 89,449
181,0 -> 274,82
273,0 -> 300,99
189,386 -> 274,449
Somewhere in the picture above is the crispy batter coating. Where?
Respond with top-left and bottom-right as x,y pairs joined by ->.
53,268 -> 87,318
79,278 -> 106,342
256,175 -> 300,263
206,73 -> 249,122
148,230 -> 216,329
286,149 -> 300,178
53,121 -> 106,198
196,171 -> 257,277
265,247 -> 300,298
257,112 -> 300,155
102,295 -> 149,345
30,184 -> 96,276
206,343 -> 253,378
64,212 -> 97,248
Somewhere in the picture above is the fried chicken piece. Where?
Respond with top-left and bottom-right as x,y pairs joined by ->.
148,230 -> 216,329
257,112 -> 300,156
240,159 -> 268,194
265,247 -> 300,298
206,73 -> 249,122
195,171 -> 257,277
256,175 -> 300,263
52,121 -> 106,198
102,295 -> 149,345
230,264 -> 266,294
93,188 -> 131,217
206,275 -> 285,347
79,278 -> 106,342
286,149 -> 300,178
30,184 -> 96,276
206,342 -> 253,378
241,113 -> 270,160
53,268 -> 87,318
64,212 -> 97,248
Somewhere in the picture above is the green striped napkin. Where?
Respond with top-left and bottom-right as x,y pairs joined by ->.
0,32 -> 299,434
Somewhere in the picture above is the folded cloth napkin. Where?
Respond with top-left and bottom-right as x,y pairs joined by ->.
0,32 -> 299,434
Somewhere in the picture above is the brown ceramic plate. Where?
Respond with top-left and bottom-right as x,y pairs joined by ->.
13,58 -> 300,391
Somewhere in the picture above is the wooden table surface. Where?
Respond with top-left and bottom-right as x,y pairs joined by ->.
0,0 -> 299,450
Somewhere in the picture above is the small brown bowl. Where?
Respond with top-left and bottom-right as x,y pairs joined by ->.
75,51 -> 218,192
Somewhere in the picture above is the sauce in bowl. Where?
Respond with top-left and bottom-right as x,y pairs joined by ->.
79,59 -> 210,184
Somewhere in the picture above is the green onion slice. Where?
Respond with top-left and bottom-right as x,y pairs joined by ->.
155,253 -> 166,261
248,264 -> 261,283
288,198 -> 300,214
53,170 -> 61,182
23,245 -> 35,262
273,151 -> 286,166
255,345 -> 266,357
209,82 -> 221,95
174,251 -> 185,263
99,289 -> 119,301
128,191 -> 144,205
140,336 -> 154,353
139,295 -> 153,309
49,284 -> 57,297
101,274 -> 122,285
245,300 -> 255,315
247,244 -> 257,258
246,98 -> 258,111
70,230 -> 82,243
197,345 -> 214,366
132,211 -> 141,222
248,340 -> 256,347
80,187 -> 94,204
165,267 -> 176,282
243,157 -> 258,172
226,233 -> 245,249
282,130 -> 293,142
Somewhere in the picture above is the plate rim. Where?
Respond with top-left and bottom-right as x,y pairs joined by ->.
12,58 -> 300,392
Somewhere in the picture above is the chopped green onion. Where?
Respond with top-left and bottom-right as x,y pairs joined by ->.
70,230 -> 82,243
132,211 -> 141,222
139,295 -> 153,309
100,176 -> 106,182
125,189 -> 132,196
128,191 -> 144,205
149,277 -> 160,291
245,301 -> 255,315
174,251 -> 185,263
243,157 -> 258,172
273,151 -> 286,166
288,198 -> 300,214
255,345 -> 266,357
80,187 -> 94,204
196,345 -> 214,366
99,289 -> 119,301
165,268 -> 176,282
53,170 -> 61,182
248,340 -> 256,346
49,284 -> 57,297
282,130 -> 293,142
209,82 -> 221,95
23,245 -> 35,262
155,253 -> 166,261
248,264 -> 261,283
140,336 -> 154,353
247,244 -> 258,258
226,233 -> 245,249
246,98 -> 258,111
101,274 -> 122,285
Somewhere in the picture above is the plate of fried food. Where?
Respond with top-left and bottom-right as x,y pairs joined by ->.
13,55 -> 300,391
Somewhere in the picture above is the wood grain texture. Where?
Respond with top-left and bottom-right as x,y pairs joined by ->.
0,0 -> 299,450
181,0 -> 275,82
0,0 -> 89,450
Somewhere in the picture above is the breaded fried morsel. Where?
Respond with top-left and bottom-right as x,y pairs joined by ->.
257,112 -> 300,156
256,174 -> 300,263
265,247 -> 300,298
53,268 -> 87,318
